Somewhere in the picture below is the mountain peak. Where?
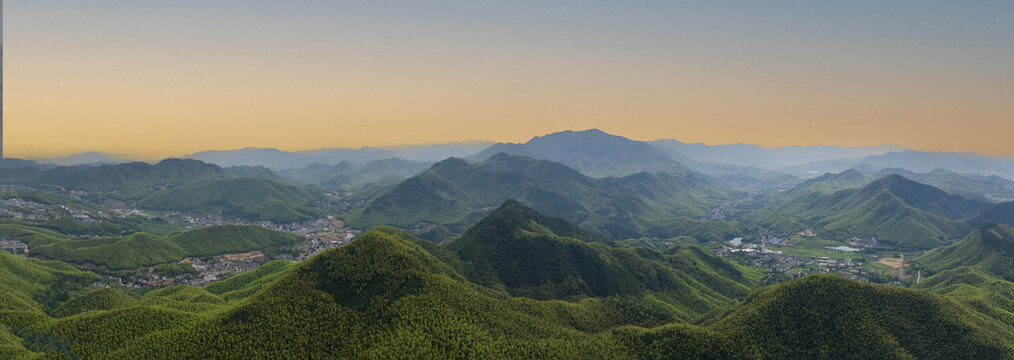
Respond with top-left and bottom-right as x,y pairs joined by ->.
449,199 -> 601,247
476,129 -> 688,177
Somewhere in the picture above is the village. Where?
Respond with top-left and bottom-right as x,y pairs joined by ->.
716,227 -> 917,284
0,188 -> 367,290
105,226 -> 358,289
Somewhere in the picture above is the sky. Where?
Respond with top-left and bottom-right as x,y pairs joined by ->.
4,1 -> 1013,159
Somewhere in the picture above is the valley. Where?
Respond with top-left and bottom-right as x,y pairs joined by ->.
6,1 -> 1012,357
2,130 -> 1014,358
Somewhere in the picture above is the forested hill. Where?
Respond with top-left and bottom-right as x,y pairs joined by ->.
344,153 -> 731,239
3,224 -> 1013,358
137,177 -> 324,223
916,223 -> 1014,282
693,274 -> 1014,359
444,200 -> 762,311
6,224 -> 303,270
771,174 -> 990,248
0,159 -> 225,191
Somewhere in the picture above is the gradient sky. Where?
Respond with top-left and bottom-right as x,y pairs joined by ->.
5,1 -> 1013,159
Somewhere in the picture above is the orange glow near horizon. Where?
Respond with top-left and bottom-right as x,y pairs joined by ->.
5,1 -> 1013,160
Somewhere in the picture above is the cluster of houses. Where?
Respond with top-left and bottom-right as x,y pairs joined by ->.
1,238 -> 28,254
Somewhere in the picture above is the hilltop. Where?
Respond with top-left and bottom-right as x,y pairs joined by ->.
445,201 -> 761,313
476,129 -> 691,177
3,223 -> 1013,358
771,174 -> 990,248
344,153 -> 731,240
694,275 -> 1014,359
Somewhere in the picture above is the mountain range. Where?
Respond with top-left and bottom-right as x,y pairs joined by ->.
4,202 -> 1014,358
476,129 -> 693,177
343,153 -> 731,240
15,129 -> 1014,187
651,140 -> 902,169
186,141 -> 492,169
277,158 -> 431,189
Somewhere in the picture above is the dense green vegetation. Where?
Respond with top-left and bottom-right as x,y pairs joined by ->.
203,260 -> 294,300
444,200 -> 762,317
29,225 -> 303,270
3,221 -> 1014,358
139,177 -> 324,223
49,288 -> 138,318
4,153 -> 1014,359
697,274 -> 1014,359
0,252 -> 101,314
764,169 -> 875,211
345,153 -> 732,239
649,217 -> 745,243
0,159 -> 324,225
917,223 -> 1014,282
739,209 -> 805,233
0,159 -> 225,192
768,174 -> 989,248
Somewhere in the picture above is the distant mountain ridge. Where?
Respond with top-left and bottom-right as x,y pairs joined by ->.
30,152 -> 135,166
0,158 -> 226,191
476,129 -> 691,177
779,150 -> 1014,179
651,139 -> 901,169
186,141 -> 492,169
278,158 -> 431,189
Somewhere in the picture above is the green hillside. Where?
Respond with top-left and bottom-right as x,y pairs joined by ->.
29,225 -> 304,270
0,159 -> 225,191
345,153 -> 731,239
764,169 -> 875,212
139,177 -> 323,223
65,227 -> 673,358
3,221 -> 1014,358
445,200 -> 761,316
739,209 -> 805,233
917,223 -> 1014,282
49,288 -> 138,318
772,175 -> 988,248
203,260 -> 295,300
874,168 -> 1014,201
694,275 -> 1014,359
0,252 -> 101,314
